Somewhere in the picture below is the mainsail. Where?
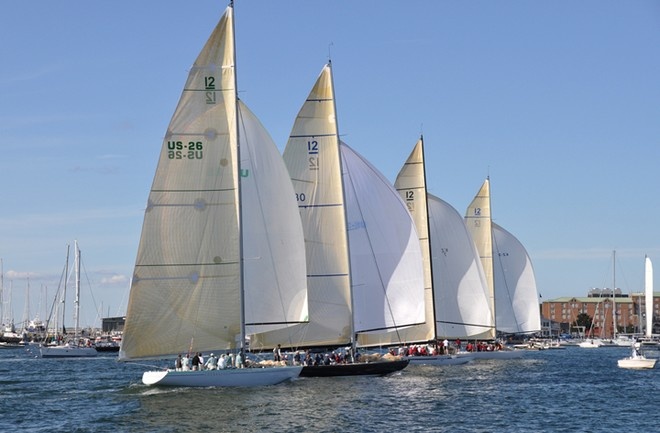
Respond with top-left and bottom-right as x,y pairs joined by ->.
119,5 -> 308,362
251,64 -> 352,350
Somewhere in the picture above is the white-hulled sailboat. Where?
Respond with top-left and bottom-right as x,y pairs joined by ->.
618,256 -> 657,369
118,3 -> 309,387
40,241 -> 97,358
358,137 -> 494,366
251,64 -> 421,376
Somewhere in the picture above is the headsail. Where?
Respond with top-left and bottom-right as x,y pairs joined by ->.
340,141 -> 425,337
492,222 -> 541,334
428,194 -> 495,339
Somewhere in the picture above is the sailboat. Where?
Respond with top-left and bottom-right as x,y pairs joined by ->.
118,4 -> 309,387
40,241 -> 97,358
465,178 -> 540,359
251,63 -> 419,376
618,256 -> 657,369
357,137 -> 494,366
0,262 -> 25,348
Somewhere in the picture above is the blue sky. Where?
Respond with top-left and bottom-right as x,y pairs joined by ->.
1,1 -> 659,328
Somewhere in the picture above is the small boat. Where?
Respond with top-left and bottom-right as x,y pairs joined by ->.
0,341 -> 26,349
578,339 -> 602,348
618,344 -> 657,369
40,342 -> 96,358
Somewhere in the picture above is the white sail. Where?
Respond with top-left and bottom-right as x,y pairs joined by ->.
251,64 -> 352,350
464,178 -> 496,339
119,6 -> 308,361
428,194 -> 495,339
645,256 -> 653,338
340,141 -> 425,335
492,223 -> 541,334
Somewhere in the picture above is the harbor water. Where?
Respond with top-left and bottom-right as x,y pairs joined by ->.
0,345 -> 658,432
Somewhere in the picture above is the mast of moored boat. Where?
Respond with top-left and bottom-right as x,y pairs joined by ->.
73,241 -> 81,343
611,250 -> 617,339
645,256 -> 653,339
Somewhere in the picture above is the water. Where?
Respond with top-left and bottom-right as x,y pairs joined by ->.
1,345 -> 658,432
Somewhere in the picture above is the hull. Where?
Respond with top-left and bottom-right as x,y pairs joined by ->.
406,354 -> 473,366
617,358 -> 656,369
0,342 -> 26,349
40,345 -> 98,358
142,366 -> 303,387
468,349 -> 524,360
300,359 -> 409,377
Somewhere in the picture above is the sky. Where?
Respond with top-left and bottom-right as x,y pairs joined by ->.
1,1 -> 659,328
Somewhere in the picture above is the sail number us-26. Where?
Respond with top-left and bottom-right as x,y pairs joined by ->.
167,141 -> 204,160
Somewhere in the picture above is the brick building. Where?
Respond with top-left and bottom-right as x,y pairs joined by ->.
542,288 -> 659,337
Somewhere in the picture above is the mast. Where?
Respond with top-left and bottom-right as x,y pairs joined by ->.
611,250 -> 616,339
418,135 -> 438,342
328,61 -> 357,356
229,2 -> 245,355
74,241 -> 81,341
61,244 -> 70,337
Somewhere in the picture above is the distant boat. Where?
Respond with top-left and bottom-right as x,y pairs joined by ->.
617,343 -> 657,369
578,339 -> 602,349
252,64 -> 420,377
118,4 -> 308,387
40,241 -> 97,358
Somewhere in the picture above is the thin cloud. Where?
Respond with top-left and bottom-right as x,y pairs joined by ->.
100,274 -> 129,285
0,206 -> 143,229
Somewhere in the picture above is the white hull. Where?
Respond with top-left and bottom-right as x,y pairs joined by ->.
617,358 -> 656,369
406,354 -> 473,366
578,340 -> 602,348
469,349 -> 524,360
142,366 -> 303,387
40,345 -> 97,358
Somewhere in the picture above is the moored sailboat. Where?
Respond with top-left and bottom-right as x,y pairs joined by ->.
118,3 -> 309,387
40,241 -> 97,358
